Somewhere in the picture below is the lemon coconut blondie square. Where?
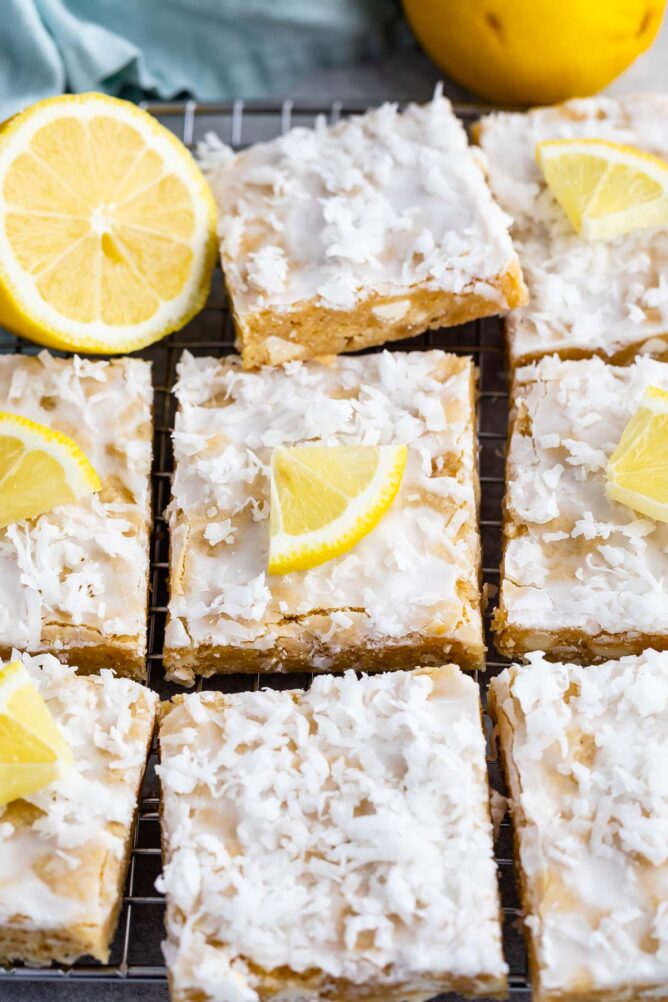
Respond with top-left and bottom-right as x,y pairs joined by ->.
477,94 -> 668,366
164,349 -> 484,684
495,354 -> 668,661
490,651 -> 668,1002
158,666 -> 508,1002
202,90 -> 526,368
0,651 -> 157,966
0,352 -> 153,678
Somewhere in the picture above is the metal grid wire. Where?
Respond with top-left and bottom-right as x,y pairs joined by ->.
0,98 -> 531,999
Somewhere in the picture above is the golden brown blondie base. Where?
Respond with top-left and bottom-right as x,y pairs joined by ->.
237,265 -> 527,368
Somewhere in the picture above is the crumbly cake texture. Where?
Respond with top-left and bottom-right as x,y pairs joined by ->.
202,90 -> 526,368
0,352 -> 153,678
490,651 -> 668,1002
495,354 -> 668,661
477,93 -> 668,366
0,650 -> 157,966
158,666 -> 508,1002
164,349 -> 484,684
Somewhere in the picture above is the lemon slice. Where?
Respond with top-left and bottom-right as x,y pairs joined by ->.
537,139 -> 668,241
0,412 -> 100,528
606,385 -> 668,523
0,92 -> 217,354
269,444 -> 407,574
0,660 -> 72,806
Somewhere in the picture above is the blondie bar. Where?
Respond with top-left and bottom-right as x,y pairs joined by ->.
164,349 -> 484,684
0,352 -> 153,678
203,90 -> 525,368
158,666 -> 507,1002
495,354 -> 668,660
477,94 -> 668,366
490,651 -> 668,1002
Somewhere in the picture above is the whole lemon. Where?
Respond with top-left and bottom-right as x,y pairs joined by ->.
403,0 -> 665,106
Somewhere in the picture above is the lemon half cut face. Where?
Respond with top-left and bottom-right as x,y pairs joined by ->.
0,92 -> 217,353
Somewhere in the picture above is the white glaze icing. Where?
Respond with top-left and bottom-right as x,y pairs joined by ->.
164,350 -> 482,676
201,90 -> 520,318
492,651 -> 668,997
0,650 -> 156,931
501,354 -> 668,638
158,666 -> 507,1002
0,352 -> 153,654
478,94 -> 668,362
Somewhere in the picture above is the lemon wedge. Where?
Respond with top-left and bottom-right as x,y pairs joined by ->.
0,92 -> 217,354
606,385 -> 668,523
537,139 -> 668,241
0,660 -> 72,806
0,412 -> 100,528
268,444 -> 407,574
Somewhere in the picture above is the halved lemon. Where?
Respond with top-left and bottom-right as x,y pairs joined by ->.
0,412 -> 100,528
537,139 -> 668,241
606,385 -> 668,523
0,92 -> 217,353
269,444 -> 407,574
0,660 -> 72,806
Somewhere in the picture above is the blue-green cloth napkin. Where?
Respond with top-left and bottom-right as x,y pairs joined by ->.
0,0 -> 404,120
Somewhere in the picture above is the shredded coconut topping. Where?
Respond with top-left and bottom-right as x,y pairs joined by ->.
164,350 -> 483,681
158,666 -> 506,1001
478,94 -> 668,363
0,650 -> 156,931
0,353 -> 153,658
202,91 -> 519,318
492,651 -> 668,996
500,354 -> 668,639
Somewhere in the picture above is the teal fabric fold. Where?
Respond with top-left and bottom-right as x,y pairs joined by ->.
0,0 -> 404,120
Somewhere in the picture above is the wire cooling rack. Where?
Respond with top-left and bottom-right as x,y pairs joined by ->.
0,98 -> 531,1000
